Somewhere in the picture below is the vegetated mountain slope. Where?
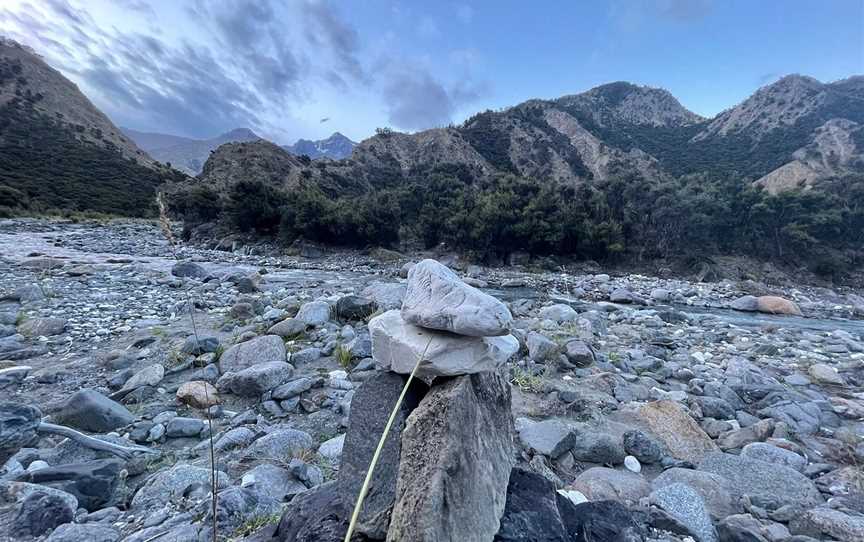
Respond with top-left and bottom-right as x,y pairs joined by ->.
123,127 -> 261,175
284,132 -> 356,160
0,38 -> 184,216
0,38 -> 153,165
344,77 -> 863,190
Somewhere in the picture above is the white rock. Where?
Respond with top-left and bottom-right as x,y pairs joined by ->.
401,259 -> 512,337
624,455 -> 642,473
370,310 -> 518,381
318,434 -> 345,463
119,364 -> 164,392
557,489 -> 588,506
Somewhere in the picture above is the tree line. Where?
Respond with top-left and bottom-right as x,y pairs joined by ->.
170,169 -> 863,279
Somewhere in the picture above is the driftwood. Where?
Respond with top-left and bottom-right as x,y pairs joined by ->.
37,422 -> 160,460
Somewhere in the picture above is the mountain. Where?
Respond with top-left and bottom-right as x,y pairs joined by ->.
122,127 -> 261,174
284,132 -> 356,160
187,76 -> 863,197
0,38 -> 183,216
173,74 -> 863,275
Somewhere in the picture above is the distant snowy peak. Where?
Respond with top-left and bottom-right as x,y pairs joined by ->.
285,132 -> 356,160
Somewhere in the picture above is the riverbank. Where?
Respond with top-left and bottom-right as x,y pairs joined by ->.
1,218 -> 863,541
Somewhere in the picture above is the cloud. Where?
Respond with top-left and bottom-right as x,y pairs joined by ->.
609,0 -> 713,31
2,0 -> 489,139
382,66 -> 483,130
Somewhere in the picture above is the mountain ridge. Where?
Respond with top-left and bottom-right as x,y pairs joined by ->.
122,127 -> 357,174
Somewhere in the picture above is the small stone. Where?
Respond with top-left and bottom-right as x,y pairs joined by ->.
624,455 -> 641,473
176,381 -> 219,409
165,417 -> 205,438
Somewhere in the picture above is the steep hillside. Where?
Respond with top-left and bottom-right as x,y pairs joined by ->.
284,132 -> 356,160
0,39 -> 184,216
0,38 -> 153,165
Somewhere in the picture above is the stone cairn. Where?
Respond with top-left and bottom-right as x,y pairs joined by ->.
274,259 -> 520,541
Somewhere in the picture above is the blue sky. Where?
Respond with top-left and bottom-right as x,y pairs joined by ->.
2,0 -> 861,144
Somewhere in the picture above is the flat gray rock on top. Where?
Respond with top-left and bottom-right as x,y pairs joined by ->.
401,259 -> 512,337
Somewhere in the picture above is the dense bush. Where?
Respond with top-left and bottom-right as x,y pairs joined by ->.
173,169 -> 863,276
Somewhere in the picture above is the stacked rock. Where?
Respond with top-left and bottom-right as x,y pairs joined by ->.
275,259 -> 520,542
370,258 -> 519,382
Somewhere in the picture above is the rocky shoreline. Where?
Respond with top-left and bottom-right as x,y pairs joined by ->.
1,218 -> 863,542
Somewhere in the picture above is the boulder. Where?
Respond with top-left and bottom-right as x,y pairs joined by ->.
16,459 -> 123,512
180,336 -> 219,356
387,371 -> 516,542
116,364 -> 164,395
165,417 -> 205,438
494,467 -> 569,541
268,318 -> 306,338
527,332 -> 560,362
610,288 -> 641,304
623,429 -> 665,464
318,434 -> 345,464
362,282 -> 406,310
569,427 -> 625,465
216,361 -> 294,396
808,363 -> 845,385
400,259 -> 512,336
296,300 -> 331,327
0,403 -> 41,463
131,463 -> 229,510
730,295 -> 760,312
171,261 -> 207,279
651,468 -> 738,519
12,490 -> 75,537
637,400 -> 718,463
570,467 -> 651,503
697,452 -> 823,508
556,500 -> 645,542
46,523 -> 120,542
335,295 -> 377,321
649,483 -> 718,542
741,442 -> 806,472
176,381 -> 220,409
54,389 -> 133,433
564,340 -> 595,367
219,335 -> 286,373
245,429 -> 314,461
241,464 -> 306,503
517,418 -> 577,459
274,481 -> 348,542
756,296 -> 802,316
539,304 -> 578,323
339,372 -> 424,539
789,507 -> 864,541
18,317 -> 67,337
370,310 -> 518,382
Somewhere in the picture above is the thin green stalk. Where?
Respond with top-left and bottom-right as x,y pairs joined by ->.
157,194 -> 218,542
343,338 -> 432,542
